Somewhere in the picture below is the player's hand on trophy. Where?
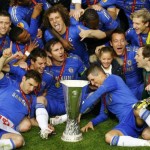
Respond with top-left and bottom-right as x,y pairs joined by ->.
81,121 -> 94,132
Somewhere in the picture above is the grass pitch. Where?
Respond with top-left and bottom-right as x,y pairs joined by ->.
19,114 -> 150,150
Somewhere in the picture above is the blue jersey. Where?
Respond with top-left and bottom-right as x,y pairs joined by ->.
9,0 -> 51,34
80,75 -> 138,125
126,28 -> 148,47
97,9 -> 118,31
44,25 -> 89,67
99,0 -> 150,27
0,35 -> 10,57
0,75 -> 37,128
45,53 -> 86,115
12,39 -> 44,55
9,65 -> 53,96
119,45 -> 144,99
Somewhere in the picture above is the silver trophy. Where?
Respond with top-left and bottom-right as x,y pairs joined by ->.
60,80 -> 89,142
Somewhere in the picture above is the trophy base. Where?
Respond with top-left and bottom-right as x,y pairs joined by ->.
61,132 -> 83,142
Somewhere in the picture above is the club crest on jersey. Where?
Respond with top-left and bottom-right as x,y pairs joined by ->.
69,37 -> 72,42
17,22 -> 24,28
127,60 -> 132,66
68,67 -> 74,73
102,0 -> 107,2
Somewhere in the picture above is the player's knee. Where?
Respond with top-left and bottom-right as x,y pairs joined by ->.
105,132 -> 112,144
37,96 -> 47,106
18,120 -> 32,132
142,128 -> 150,140
14,135 -> 25,148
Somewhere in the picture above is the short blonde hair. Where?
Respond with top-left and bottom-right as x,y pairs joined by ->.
130,8 -> 150,24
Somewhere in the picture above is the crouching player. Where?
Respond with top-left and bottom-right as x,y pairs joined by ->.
80,64 -> 150,147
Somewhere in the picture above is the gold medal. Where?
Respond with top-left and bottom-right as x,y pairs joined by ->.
55,82 -> 60,88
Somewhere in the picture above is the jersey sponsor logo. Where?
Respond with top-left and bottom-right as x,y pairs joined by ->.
68,67 -> 74,73
127,60 -> 132,66
17,22 -> 24,28
12,92 -> 27,107
102,0 -> 107,2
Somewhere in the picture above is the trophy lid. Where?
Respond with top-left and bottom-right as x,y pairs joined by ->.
60,80 -> 89,87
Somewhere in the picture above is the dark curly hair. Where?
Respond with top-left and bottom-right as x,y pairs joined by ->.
43,4 -> 70,29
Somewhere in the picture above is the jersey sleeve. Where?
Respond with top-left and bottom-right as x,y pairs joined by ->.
91,100 -> 108,126
44,29 -> 54,42
98,9 -> 118,30
80,75 -> 117,114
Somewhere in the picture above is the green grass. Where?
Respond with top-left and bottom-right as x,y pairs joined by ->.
19,115 -> 150,150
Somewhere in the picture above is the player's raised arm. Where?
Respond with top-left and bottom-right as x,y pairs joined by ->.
0,42 -> 12,79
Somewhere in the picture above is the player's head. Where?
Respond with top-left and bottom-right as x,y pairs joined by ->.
10,0 -> 32,6
110,28 -> 126,56
98,46 -> 114,69
43,4 -> 70,33
79,9 -> 99,29
86,64 -> 106,88
45,38 -> 65,64
30,48 -> 47,74
9,26 -> 30,44
0,11 -> 11,37
21,70 -> 42,94
131,8 -> 150,34
135,44 -> 150,69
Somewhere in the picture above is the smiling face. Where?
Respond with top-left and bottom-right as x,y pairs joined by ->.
110,33 -> 126,56
0,16 -> 11,37
133,17 -> 149,34
31,57 -> 47,74
48,12 -> 66,35
99,52 -> 113,69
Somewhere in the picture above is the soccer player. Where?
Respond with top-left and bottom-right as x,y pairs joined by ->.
0,45 -> 54,149
80,64 -> 150,147
70,0 -> 117,21
0,11 -> 11,56
78,8 -> 118,55
126,8 -> 150,47
9,0 -> 50,35
44,38 -> 87,125
43,4 -> 90,67
135,44 -> 150,98
3,48 -> 53,96
95,0 -> 150,27
110,28 -> 144,100
9,26 -> 43,62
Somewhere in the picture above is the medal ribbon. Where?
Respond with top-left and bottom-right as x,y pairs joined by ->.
131,0 -> 136,13
56,59 -> 66,83
0,37 -> 6,51
16,44 -> 28,54
138,34 -> 143,47
123,49 -> 127,73
86,0 -> 97,6
65,27 -> 69,40
19,84 -> 32,115
32,0 -> 37,5
102,94 -> 107,114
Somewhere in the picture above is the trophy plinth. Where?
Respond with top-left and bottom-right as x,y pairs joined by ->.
60,80 -> 89,142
